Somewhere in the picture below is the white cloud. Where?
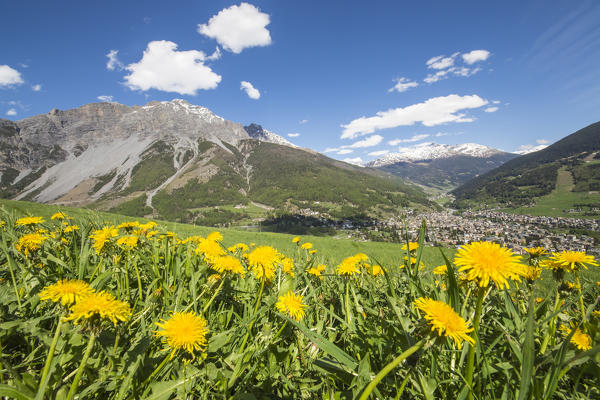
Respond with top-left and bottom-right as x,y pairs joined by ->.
299,119 -> 308,124
389,77 -> 418,93
484,106 -> 499,113
106,50 -> 124,71
368,150 -> 390,157
324,135 -> 383,153
337,149 -> 354,155
97,95 -> 114,102
388,134 -> 430,145
341,94 -> 488,139
348,134 -> 383,148
6,108 -> 17,116
424,69 -> 452,83
124,41 -> 222,95
462,50 -> 491,64
31,84 -> 42,91
514,144 -> 548,155
240,81 -> 260,99
342,157 -> 363,166
0,65 -> 24,87
492,100 -> 501,104
426,52 -> 459,69
287,133 -> 300,137
206,47 -> 222,61
435,132 -> 449,137
536,139 -> 549,144
198,3 -> 272,54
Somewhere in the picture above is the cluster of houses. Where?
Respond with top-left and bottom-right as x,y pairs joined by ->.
396,210 -> 599,254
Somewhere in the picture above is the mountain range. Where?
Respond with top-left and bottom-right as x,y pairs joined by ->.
366,142 -> 518,190
453,121 -> 600,213
0,100 -> 433,225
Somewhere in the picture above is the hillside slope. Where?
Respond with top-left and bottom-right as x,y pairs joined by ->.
0,100 -> 433,224
452,121 -> 600,214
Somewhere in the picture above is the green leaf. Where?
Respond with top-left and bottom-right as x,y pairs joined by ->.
517,291 -> 536,400
0,385 -> 34,400
279,314 -> 358,371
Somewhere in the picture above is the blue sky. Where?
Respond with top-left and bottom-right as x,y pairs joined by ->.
2,0 -> 600,164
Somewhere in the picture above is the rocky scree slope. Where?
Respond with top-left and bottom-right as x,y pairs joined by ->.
0,100 -> 432,223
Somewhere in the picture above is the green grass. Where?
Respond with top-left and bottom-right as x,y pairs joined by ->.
502,167 -> 599,218
0,198 -> 449,267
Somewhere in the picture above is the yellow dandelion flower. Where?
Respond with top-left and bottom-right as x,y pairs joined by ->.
39,280 -> 94,306
206,231 -> 223,242
523,247 -> 547,257
433,265 -> 448,275
211,255 -> 245,276
292,236 -> 300,244
369,264 -> 384,276
307,267 -> 323,279
155,311 -> 209,359
282,257 -> 295,277
195,238 -> 226,263
309,249 -> 317,255
565,281 -> 581,290
51,212 -> 68,220
570,329 -> 592,351
246,245 -> 282,282
414,297 -> 474,348
63,225 -> 79,233
66,291 -> 131,326
16,216 -> 45,226
593,310 -> 600,318
536,297 -> 543,303
117,221 -> 140,230
116,235 -> 139,249
454,241 -> 528,289
524,265 -> 542,281
15,232 -> 48,256
227,243 -> 249,253
207,274 -> 221,284
89,226 -> 119,254
402,242 -> 419,252
336,256 -> 362,277
546,250 -> 598,272
301,242 -> 313,250
138,221 -> 157,231
276,291 -> 307,321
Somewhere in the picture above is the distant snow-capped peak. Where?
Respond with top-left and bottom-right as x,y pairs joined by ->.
366,142 -> 506,167
243,123 -> 298,148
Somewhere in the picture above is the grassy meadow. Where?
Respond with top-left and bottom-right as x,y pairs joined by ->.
503,167 -> 599,219
0,199 -> 599,399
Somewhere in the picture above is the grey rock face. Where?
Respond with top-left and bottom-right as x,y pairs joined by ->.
0,99 -> 296,203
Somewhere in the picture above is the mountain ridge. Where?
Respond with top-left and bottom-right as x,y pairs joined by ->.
452,121 -> 600,212
0,100 -> 434,225
366,141 -> 517,190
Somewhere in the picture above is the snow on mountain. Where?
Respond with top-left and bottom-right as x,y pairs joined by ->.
243,123 -> 298,148
367,142 -> 508,167
513,144 -> 549,155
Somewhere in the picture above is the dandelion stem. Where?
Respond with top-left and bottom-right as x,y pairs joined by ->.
203,275 -> 226,314
36,316 -> 63,399
358,338 -> 426,400
465,286 -> 485,400
66,332 -> 96,400
345,280 -> 353,330
540,289 -> 561,354
575,275 -> 585,321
